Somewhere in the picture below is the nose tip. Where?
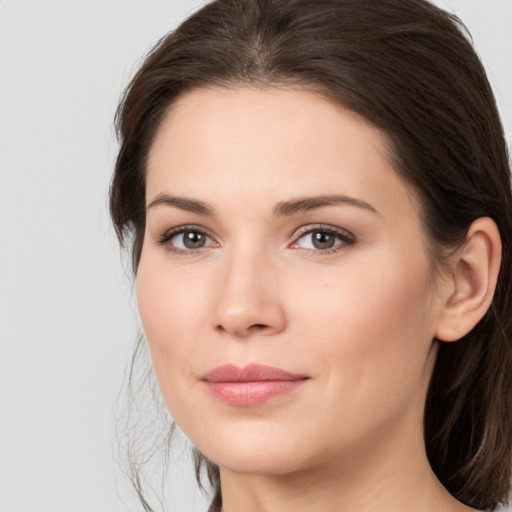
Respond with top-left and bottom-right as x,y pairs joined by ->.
211,259 -> 287,339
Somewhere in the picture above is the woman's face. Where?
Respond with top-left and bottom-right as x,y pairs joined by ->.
137,87 -> 445,476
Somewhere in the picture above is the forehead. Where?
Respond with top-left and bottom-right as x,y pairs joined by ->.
146,86 -> 417,218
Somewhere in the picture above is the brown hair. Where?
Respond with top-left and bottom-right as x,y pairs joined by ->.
110,0 -> 512,510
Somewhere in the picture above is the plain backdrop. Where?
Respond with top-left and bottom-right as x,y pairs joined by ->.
0,1 -> 510,511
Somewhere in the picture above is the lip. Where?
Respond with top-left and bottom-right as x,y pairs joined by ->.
201,364 -> 310,406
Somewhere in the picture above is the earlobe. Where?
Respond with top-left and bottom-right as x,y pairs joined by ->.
435,217 -> 501,342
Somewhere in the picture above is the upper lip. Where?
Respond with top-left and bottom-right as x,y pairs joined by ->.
201,363 -> 309,383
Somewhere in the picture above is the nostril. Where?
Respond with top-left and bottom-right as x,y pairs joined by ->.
249,323 -> 269,331
214,322 -> 275,337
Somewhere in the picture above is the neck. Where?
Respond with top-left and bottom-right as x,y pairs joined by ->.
218,414 -> 475,512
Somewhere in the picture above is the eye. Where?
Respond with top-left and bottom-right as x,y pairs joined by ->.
174,230 -> 211,249
291,226 -> 355,253
156,226 -> 218,252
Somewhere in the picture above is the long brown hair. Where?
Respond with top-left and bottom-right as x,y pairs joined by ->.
110,0 -> 512,510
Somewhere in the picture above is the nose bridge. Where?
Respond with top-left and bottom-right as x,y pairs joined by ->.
212,239 -> 286,337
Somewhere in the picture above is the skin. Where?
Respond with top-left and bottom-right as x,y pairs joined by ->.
137,87 -> 482,512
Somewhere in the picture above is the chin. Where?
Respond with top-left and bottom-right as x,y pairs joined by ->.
194,424 -> 312,476
211,450 -> 307,476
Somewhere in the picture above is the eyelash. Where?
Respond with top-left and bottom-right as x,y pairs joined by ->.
290,224 -> 356,255
156,224 -> 218,255
155,224 -> 356,256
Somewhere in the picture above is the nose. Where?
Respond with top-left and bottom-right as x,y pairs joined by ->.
211,249 -> 287,338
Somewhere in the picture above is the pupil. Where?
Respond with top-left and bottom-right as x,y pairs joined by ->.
312,231 -> 335,249
184,231 -> 205,249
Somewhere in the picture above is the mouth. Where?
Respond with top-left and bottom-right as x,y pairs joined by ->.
200,363 -> 310,406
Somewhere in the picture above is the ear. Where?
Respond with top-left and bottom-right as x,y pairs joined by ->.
435,217 -> 502,342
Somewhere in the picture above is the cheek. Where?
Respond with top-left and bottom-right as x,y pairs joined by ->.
136,255 -> 204,385
136,260 -> 209,431
290,250 -> 436,410
294,254 -> 433,337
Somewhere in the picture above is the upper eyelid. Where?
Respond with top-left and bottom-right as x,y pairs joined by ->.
160,224 -> 214,237
155,224 -> 218,246
154,223 -> 354,247
291,223 -> 355,239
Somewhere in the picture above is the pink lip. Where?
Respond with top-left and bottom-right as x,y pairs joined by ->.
201,364 -> 309,406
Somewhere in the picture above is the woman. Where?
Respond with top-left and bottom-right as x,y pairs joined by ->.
110,0 -> 512,510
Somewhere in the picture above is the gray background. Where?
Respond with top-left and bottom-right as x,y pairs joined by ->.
0,1 -> 510,511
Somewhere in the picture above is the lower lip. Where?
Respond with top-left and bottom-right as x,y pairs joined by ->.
204,380 -> 308,406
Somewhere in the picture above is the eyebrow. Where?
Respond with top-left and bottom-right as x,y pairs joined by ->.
146,193 -> 378,217
146,193 -> 215,216
273,194 -> 378,216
